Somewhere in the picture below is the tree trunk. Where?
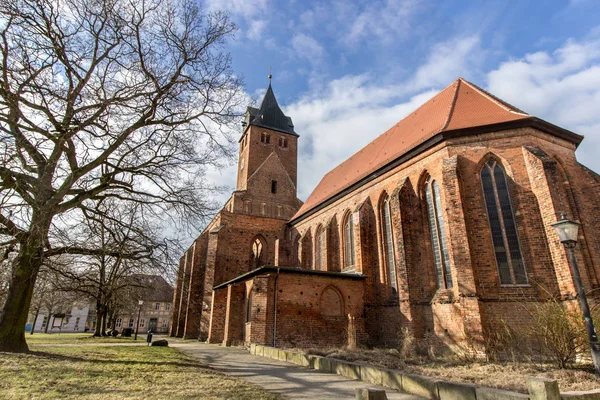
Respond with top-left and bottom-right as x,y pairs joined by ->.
93,302 -> 104,336
100,309 -> 108,336
107,308 -> 116,331
29,311 -> 39,335
0,240 -> 45,352
94,261 -> 106,336
44,309 -> 53,334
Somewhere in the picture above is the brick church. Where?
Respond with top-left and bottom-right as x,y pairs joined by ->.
170,77 -> 600,352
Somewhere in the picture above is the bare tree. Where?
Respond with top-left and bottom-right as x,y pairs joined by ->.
0,0 -> 243,352
53,200 -> 162,336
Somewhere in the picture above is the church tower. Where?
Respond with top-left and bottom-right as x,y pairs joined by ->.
231,78 -> 301,220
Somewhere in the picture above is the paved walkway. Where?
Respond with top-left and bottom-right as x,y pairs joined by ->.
170,341 -> 423,400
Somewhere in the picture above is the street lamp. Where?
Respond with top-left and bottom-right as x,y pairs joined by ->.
551,212 -> 600,375
134,299 -> 144,341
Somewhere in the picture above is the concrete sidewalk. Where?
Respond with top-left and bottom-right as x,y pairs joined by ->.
170,341 -> 423,400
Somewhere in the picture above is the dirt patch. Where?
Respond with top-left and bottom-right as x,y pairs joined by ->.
300,347 -> 599,393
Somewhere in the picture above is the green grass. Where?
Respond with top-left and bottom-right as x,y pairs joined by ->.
0,335 -> 281,399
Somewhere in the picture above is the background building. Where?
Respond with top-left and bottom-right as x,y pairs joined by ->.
26,302 -> 91,333
114,275 -> 174,334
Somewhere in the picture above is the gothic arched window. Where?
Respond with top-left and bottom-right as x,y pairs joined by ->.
343,212 -> 356,268
251,237 -> 265,270
315,225 -> 324,271
294,236 -> 301,268
381,196 -> 397,292
301,231 -> 313,269
425,176 -> 453,289
481,160 -> 527,285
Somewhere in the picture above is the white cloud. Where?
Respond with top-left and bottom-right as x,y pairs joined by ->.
291,33 -> 324,64
486,36 -> 600,174
299,10 -> 316,30
288,0 -> 420,53
204,0 -> 268,16
344,0 -> 418,45
247,20 -> 266,41
413,36 -> 482,90
263,37 -> 277,50
205,0 -> 269,42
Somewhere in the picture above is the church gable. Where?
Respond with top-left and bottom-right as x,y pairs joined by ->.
246,151 -> 297,202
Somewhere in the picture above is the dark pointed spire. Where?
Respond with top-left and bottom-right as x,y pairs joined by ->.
245,77 -> 296,136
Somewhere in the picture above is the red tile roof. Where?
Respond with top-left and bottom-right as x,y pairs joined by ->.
292,78 -> 531,220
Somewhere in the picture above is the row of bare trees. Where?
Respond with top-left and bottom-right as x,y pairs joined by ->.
0,0 -> 244,351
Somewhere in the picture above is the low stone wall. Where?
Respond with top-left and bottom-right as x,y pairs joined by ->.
248,344 -> 599,400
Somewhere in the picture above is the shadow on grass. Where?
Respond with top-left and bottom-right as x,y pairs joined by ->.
27,350 -> 206,369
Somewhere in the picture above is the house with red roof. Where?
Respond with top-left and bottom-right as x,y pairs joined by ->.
170,78 -> 600,353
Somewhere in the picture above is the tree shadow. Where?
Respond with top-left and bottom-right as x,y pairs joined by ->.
27,350 -> 205,369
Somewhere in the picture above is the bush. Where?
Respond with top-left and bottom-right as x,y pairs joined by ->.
488,299 -> 588,368
399,327 -> 416,359
414,330 -> 448,359
526,300 -> 586,368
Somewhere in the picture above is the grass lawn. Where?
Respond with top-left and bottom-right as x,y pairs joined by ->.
0,334 -> 281,399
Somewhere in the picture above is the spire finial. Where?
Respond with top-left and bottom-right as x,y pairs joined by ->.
268,66 -> 272,83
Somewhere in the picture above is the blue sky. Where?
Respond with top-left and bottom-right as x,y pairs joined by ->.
203,0 -> 600,204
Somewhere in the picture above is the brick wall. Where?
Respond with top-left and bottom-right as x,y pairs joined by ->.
169,256 -> 184,336
207,289 -> 227,344
183,233 -> 208,339
214,270 -> 365,348
223,283 -> 246,346
272,273 -> 365,348
247,275 -> 274,345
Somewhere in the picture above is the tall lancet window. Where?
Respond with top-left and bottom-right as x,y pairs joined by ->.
425,176 -> 453,289
481,160 -> 527,285
381,196 -> 397,291
344,213 -> 356,268
315,225 -> 324,271
245,288 -> 253,323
